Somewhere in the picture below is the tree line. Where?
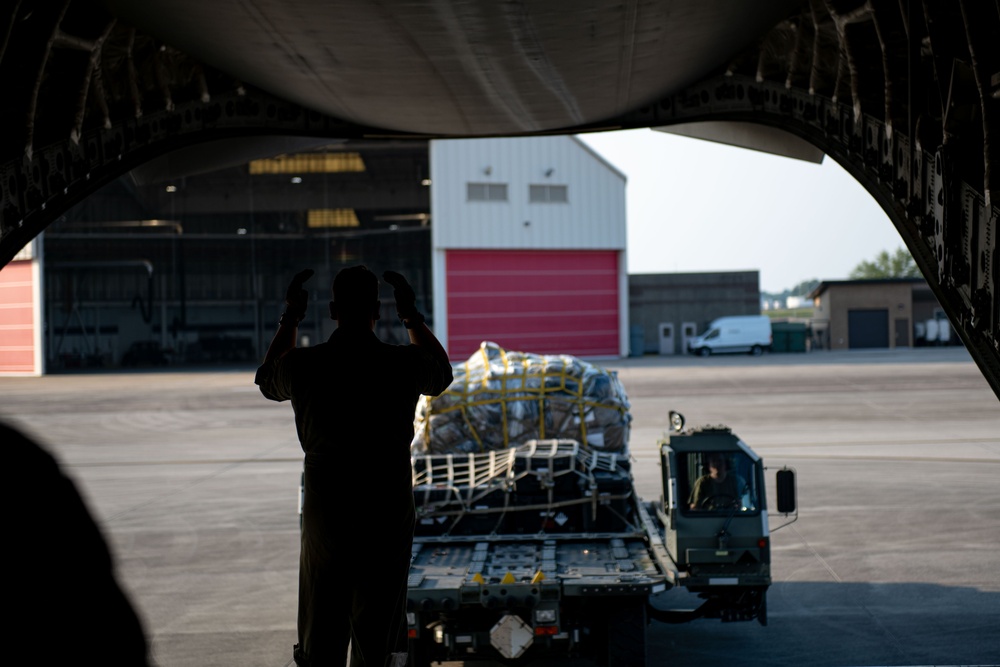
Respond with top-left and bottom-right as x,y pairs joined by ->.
765,246 -> 921,301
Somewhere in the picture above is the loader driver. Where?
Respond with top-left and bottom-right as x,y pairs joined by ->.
688,452 -> 745,511
255,266 -> 453,667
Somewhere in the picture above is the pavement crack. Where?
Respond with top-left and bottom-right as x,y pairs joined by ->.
791,524 -> 842,583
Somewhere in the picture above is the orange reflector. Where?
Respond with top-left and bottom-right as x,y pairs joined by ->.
758,538 -> 768,549
534,626 -> 559,636
407,629 -> 417,639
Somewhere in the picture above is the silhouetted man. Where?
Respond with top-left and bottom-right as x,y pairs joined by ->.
255,266 -> 452,667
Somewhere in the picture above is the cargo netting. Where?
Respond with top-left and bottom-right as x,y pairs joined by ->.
411,439 -> 635,536
410,341 -> 632,456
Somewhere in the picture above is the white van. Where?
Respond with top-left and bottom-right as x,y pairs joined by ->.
687,315 -> 772,356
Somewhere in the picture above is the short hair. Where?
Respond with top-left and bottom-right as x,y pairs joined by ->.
333,265 -> 379,316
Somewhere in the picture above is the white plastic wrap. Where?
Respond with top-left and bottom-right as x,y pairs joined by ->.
411,341 -> 631,455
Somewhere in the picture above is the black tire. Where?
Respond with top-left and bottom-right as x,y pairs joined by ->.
408,636 -> 433,667
607,602 -> 647,667
697,347 -> 710,357
750,344 -> 763,356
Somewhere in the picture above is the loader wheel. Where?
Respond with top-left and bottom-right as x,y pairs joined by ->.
606,602 -> 647,667
408,636 -> 433,667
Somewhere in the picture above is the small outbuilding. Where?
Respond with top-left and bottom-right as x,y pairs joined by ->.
628,271 -> 762,355
807,278 -> 952,349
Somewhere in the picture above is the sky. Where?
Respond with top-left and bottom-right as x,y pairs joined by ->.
576,128 -> 906,295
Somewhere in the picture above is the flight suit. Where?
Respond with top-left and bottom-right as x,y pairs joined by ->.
257,326 -> 452,667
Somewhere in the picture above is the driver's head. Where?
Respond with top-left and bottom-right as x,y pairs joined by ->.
707,453 -> 727,477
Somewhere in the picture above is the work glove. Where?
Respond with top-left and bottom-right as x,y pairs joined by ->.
382,270 -> 424,326
282,269 -> 314,323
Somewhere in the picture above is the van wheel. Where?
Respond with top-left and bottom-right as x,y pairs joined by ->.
750,345 -> 763,356
698,347 -> 711,357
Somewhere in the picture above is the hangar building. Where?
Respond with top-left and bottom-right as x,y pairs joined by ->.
628,271 -> 762,355
0,135 -> 629,374
430,136 -> 628,359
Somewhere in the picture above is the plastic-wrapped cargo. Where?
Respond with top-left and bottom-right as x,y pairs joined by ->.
411,341 -> 632,455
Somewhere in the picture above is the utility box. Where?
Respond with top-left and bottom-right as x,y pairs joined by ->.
925,319 -> 940,344
629,325 -> 645,357
771,322 -> 807,353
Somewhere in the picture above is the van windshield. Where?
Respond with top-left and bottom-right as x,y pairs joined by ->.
703,328 -> 720,340
681,451 -> 761,513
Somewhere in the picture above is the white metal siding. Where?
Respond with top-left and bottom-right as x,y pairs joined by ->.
430,136 -> 626,250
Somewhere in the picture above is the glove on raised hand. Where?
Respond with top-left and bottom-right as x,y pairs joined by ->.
382,270 -> 423,325
283,269 -> 314,323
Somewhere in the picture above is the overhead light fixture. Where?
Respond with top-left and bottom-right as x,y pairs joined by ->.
291,176 -> 303,184
308,208 -> 360,228
373,213 -> 430,224
165,185 -> 177,193
483,166 -> 492,175
421,178 -> 432,186
545,168 -> 554,177
250,152 -> 366,174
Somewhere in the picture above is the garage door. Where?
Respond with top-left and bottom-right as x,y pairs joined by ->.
848,309 -> 889,348
0,260 -> 38,374
446,249 -> 620,359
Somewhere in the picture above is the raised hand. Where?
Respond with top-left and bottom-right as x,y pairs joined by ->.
284,269 -> 314,321
382,270 -> 418,320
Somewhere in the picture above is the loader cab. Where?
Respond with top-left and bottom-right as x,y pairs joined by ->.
653,416 -> 796,626
658,426 -> 765,520
681,449 -> 762,514
658,425 -> 793,572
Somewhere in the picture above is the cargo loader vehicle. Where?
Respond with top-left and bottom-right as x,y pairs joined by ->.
403,412 -> 798,667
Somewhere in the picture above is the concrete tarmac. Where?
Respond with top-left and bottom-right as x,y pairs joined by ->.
1,346 -> 997,666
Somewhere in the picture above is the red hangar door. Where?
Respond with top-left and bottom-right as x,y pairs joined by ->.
445,249 -> 621,359
0,259 -> 40,374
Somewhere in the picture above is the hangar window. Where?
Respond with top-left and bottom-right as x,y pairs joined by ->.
529,184 -> 568,203
467,183 -> 508,201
